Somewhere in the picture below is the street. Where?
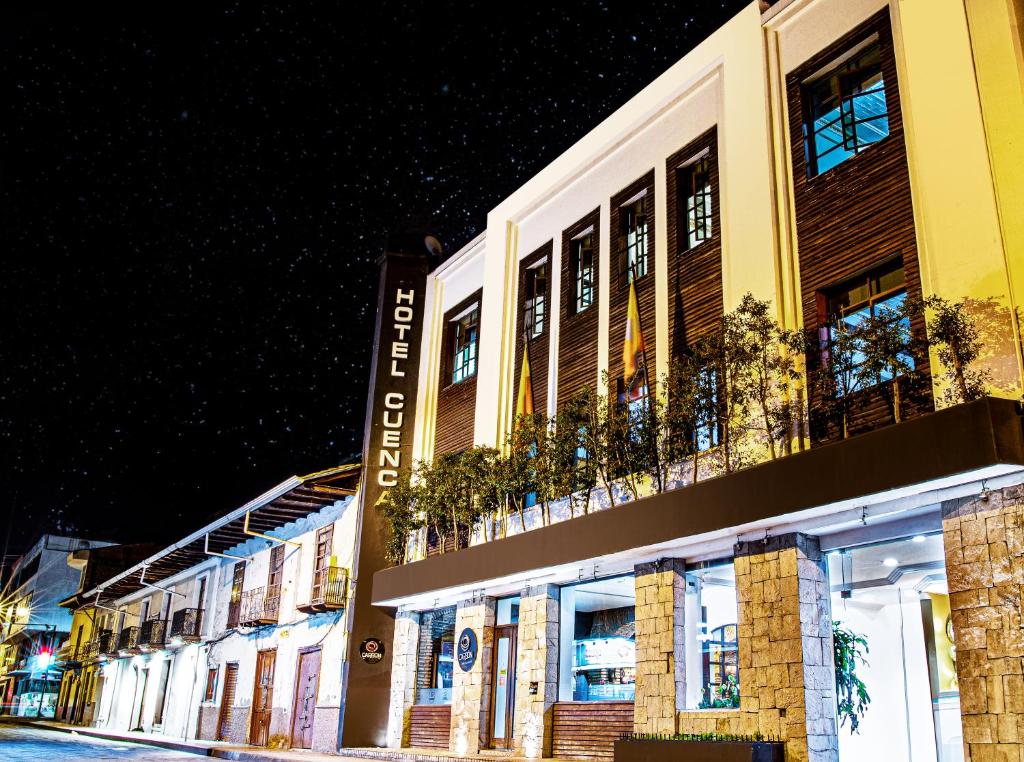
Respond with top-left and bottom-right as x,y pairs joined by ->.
0,722 -> 200,761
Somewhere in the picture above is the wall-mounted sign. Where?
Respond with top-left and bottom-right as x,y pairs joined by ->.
456,628 -> 477,672
359,638 -> 385,664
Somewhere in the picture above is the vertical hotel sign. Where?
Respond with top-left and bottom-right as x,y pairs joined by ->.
340,243 -> 429,748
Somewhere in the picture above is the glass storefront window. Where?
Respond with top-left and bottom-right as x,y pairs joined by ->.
416,606 -> 456,706
558,575 -> 636,702
684,561 -> 740,709
496,596 -> 520,626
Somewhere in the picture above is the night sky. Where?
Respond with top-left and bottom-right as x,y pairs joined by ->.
0,1 -> 748,559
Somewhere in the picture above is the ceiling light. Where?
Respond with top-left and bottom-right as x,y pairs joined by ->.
883,557 -> 899,568
912,535 -> 926,543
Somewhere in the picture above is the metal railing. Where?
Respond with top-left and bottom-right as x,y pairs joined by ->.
117,626 -> 141,654
310,566 -> 347,609
169,608 -> 203,641
93,629 -> 115,658
139,617 -> 167,649
239,585 -> 281,627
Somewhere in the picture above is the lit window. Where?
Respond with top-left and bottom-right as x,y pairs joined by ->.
826,260 -> 912,389
524,261 -> 547,337
804,42 -> 889,176
680,156 -> 712,249
622,195 -> 649,282
451,306 -> 479,384
415,606 -> 455,706
685,562 -> 740,709
571,231 -> 595,314
694,366 -> 720,452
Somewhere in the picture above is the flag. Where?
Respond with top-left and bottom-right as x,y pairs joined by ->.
515,339 -> 534,422
622,278 -> 646,378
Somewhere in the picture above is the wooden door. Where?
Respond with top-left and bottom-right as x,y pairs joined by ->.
248,649 -> 276,746
310,526 -> 334,602
216,663 -> 239,741
489,625 -> 518,748
290,648 -> 321,749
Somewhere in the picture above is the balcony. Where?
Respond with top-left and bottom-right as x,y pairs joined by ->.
297,567 -> 348,614
117,626 -> 141,655
239,585 -> 281,627
169,608 -> 203,642
139,617 -> 167,651
94,629 -> 116,660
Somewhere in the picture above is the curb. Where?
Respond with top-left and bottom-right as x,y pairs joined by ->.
25,720 -> 215,756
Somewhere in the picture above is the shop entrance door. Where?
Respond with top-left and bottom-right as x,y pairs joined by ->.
489,624 -> 518,749
290,648 -> 321,749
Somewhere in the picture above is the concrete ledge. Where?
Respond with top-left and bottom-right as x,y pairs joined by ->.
30,720 -> 216,755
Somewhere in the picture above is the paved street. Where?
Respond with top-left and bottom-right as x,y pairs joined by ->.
0,722 -> 200,761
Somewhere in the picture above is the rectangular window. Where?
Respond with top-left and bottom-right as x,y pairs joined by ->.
451,305 -> 479,384
416,606 -> 456,706
695,366 -> 720,452
524,260 -> 548,337
684,561 -> 740,709
204,667 -> 218,702
558,574 -> 636,702
679,156 -> 713,249
825,259 -> 911,390
622,195 -> 649,282
803,41 -> 889,176
571,230 -> 595,314
227,564 -> 244,629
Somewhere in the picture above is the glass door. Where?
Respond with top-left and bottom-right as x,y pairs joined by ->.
490,624 -> 517,748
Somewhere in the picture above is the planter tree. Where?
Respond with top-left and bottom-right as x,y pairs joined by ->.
552,393 -> 599,516
376,468 -> 419,565
914,294 -> 992,405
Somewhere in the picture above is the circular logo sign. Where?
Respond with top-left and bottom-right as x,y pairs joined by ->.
456,628 -> 477,672
359,638 -> 385,664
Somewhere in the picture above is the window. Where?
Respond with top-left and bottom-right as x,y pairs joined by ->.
451,305 -> 479,384
204,667 -> 218,702
416,606 -> 456,706
558,575 -> 636,702
684,561 -> 740,709
227,564 -> 244,629
679,156 -> 712,249
622,195 -> 649,282
803,41 -> 889,176
694,366 -> 720,452
571,230 -> 595,314
825,259 -> 912,389
524,260 -> 548,337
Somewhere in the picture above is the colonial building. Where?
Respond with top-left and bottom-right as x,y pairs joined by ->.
63,464 -> 360,753
348,2 -> 1024,762
0,534 -> 116,717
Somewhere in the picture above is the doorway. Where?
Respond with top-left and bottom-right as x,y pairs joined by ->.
131,666 -> 149,731
216,663 -> 239,741
248,649 -> 276,746
290,647 -> 322,749
488,596 -> 520,749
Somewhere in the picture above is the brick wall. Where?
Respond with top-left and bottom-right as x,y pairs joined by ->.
386,610 -> 421,748
634,559 -> 685,734
513,585 -> 559,758
450,598 -> 495,755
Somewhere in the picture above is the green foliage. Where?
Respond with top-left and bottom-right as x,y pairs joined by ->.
915,295 -> 992,405
696,673 -> 741,709
376,468 -> 419,565
833,620 -> 871,734
620,730 -> 777,744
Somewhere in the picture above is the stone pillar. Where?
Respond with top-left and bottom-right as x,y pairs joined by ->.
735,534 -> 838,762
633,559 -> 685,734
514,585 -> 560,758
942,486 -> 1024,761
385,609 -> 421,748
450,597 -> 495,755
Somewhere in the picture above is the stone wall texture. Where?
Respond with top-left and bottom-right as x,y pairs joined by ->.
634,559 -> 686,734
942,486 -> 1024,762
733,534 -> 838,762
513,585 -> 560,758
386,609 -> 421,748
450,598 -> 495,755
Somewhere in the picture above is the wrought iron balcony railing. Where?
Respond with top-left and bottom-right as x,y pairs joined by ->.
94,629 -> 116,659
239,585 -> 281,627
117,626 -> 141,654
139,617 -> 167,650
297,566 -> 348,614
169,608 -> 203,642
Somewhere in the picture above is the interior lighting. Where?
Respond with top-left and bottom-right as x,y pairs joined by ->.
883,557 -> 899,568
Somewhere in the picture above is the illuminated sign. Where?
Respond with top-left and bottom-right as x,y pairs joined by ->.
456,628 -> 477,671
575,637 -> 635,669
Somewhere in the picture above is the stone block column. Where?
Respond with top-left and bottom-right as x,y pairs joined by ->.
633,559 -> 685,734
942,486 -> 1024,761
514,584 -> 560,758
450,597 -> 495,755
385,609 -> 421,748
735,534 -> 838,762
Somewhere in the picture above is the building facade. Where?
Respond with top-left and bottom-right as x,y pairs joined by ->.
0,534 -> 115,717
63,465 -> 360,753
357,2 -> 1024,762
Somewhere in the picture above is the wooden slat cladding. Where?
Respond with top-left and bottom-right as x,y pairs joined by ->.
558,209 -> 601,408
408,704 -> 451,749
609,172 -> 657,385
665,128 -> 722,358
512,243 -> 553,417
787,11 -> 932,444
434,289 -> 482,456
552,701 -> 634,760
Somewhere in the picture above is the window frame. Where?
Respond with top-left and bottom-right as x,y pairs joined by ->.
678,153 -> 713,251
621,193 -> 650,283
523,259 -> 548,338
570,229 -> 596,315
449,304 -> 480,385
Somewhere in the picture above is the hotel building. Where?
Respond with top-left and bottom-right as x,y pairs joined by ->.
347,1 -> 1024,762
